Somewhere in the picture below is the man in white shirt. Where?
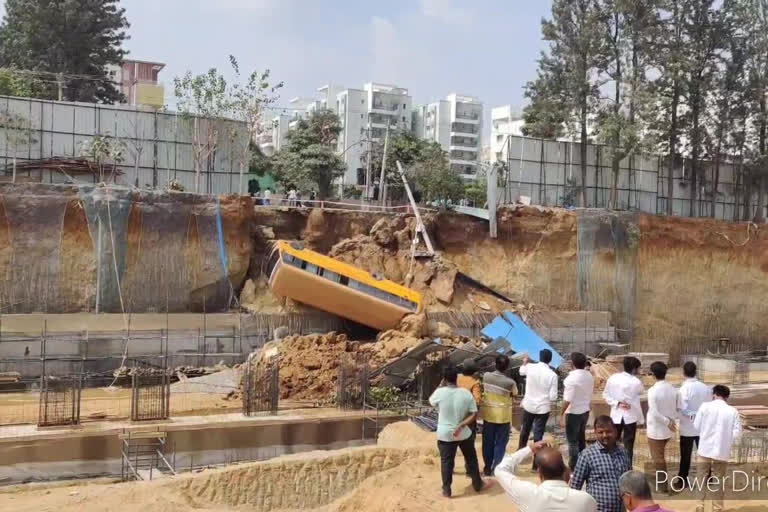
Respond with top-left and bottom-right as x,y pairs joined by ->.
676,361 -> 711,487
693,384 -> 741,512
602,356 -> 644,466
263,188 -> 272,206
518,349 -> 559,470
560,351 -> 594,470
495,439 -> 597,511
646,361 -> 678,492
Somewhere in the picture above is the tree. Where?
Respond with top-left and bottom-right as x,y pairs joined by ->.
272,109 -> 345,199
174,68 -> 231,194
0,107 -> 36,181
647,0 -> 690,216
79,135 -> 124,183
0,0 -> 129,103
522,66 -> 567,139
594,0 -> 658,209
704,2 -> 748,218
680,0 -> 723,217
742,0 -> 768,221
359,130 -> 463,202
228,55 -> 282,196
249,142 -> 273,177
361,129 -> 430,183
525,0 -> 605,207
0,69 -> 42,98
407,140 -> 464,204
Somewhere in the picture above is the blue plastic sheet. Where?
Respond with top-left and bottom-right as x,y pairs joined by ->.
481,311 -> 564,368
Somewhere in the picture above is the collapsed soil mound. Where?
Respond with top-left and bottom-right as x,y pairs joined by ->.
328,216 -> 460,307
239,314 -> 478,401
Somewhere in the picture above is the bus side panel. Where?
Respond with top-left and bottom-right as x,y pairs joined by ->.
270,265 -> 410,331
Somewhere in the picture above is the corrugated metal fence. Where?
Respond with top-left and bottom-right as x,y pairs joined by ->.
499,135 -> 764,221
0,95 -> 248,195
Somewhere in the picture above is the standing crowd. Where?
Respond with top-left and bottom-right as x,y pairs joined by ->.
429,351 -> 742,512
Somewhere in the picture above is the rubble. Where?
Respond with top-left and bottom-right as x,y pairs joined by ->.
238,314 -> 468,401
327,217 -> 460,308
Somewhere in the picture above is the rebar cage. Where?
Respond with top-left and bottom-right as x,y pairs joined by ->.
242,356 -> 279,416
337,355 -> 369,410
130,365 -> 171,421
38,374 -> 82,427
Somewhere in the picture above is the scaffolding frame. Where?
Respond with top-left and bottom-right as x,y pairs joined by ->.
120,431 -> 177,481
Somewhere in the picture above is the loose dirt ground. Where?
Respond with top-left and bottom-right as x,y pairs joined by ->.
1,421 -> 765,512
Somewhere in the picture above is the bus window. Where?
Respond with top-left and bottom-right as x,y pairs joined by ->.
306,263 -> 318,274
324,270 -> 341,283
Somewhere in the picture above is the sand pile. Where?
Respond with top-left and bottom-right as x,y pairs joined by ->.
376,420 -> 436,450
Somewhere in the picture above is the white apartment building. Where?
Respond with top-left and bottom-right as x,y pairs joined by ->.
413,93 -> 483,180
257,111 -> 292,157
311,84 -> 344,115
490,105 -> 525,165
337,82 -> 412,186
257,85 -> 346,157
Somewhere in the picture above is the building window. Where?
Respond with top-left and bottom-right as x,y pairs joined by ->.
402,116 -> 406,122
497,135 -> 503,142
403,103 -> 406,109
361,99 -> 365,104
361,114 -> 364,119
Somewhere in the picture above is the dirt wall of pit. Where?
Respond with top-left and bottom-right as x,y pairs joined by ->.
252,207 -> 768,359
0,183 -> 253,313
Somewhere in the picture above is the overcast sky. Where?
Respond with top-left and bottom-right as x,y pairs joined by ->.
1,0 -> 551,134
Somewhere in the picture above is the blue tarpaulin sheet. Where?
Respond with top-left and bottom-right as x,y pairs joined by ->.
481,311 -> 564,368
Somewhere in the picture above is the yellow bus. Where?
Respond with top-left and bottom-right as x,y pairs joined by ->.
265,240 -> 422,330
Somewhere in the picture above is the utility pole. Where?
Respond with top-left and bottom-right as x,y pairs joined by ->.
56,73 -> 65,101
365,126 -> 372,201
379,122 -> 390,206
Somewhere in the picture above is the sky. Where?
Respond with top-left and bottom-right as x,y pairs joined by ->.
0,0 -> 552,140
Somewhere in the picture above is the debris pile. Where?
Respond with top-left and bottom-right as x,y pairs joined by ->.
237,313 -> 478,401
327,216 -> 460,306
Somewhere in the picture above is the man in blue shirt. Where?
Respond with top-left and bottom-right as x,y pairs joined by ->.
571,415 -> 631,512
429,365 -> 486,498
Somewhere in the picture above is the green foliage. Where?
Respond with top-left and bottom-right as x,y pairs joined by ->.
174,67 -> 233,193
367,386 -> 401,408
0,0 -> 129,103
174,68 -> 231,119
0,69 -> 42,98
524,0 -> 606,207
249,142 -> 272,177
360,130 -> 464,202
272,109 -> 346,199
79,135 -> 124,181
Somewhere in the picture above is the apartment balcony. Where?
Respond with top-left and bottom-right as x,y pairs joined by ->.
450,130 -> 479,138
450,123 -> 479,137
450,158 -> 479,167
370,103 -> 400,114
448,144 -> 478,152
455,111 -> 481,123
